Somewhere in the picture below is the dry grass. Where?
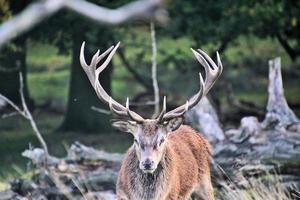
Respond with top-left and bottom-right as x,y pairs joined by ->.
218,175 -> 299,200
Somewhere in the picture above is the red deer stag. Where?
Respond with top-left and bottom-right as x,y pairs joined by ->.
80,41 -> 222,200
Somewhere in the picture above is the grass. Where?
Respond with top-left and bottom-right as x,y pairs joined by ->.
219,174 -> 299,200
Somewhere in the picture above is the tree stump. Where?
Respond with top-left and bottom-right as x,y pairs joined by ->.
263,57 -> 299,128
186,96 -> 225,143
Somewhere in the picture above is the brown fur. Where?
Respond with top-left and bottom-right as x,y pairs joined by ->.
141,120 -> 157,136
117,125 -> 214,200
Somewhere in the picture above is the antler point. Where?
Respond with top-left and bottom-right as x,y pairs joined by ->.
126,97 -> 129,108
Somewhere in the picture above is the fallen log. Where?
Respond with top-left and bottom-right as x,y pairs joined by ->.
213,58 -> 300,189
16,142 -> 122,199
22,142 -> 123,167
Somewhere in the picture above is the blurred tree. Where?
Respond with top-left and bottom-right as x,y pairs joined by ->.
36,21 -> 112,132
0,0 -> 32,105
31,1 -> 122,132
59,25 -> 114,132
166,0 -> 300,61
241,0 -> 300,61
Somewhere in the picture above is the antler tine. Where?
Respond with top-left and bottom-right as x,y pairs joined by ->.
162,101 -> 189,121
80,42 -> 96,86
157,96 -> 166,122
109,97 -> 127,116
216,51 -> 223,76
126,98 -> 144,122
80,42 -> 144,122
195,49 -> 223,94
161,72 -> 204,120
95,42 -> 120,79
96,45 -> 115,63
160,48 -> 222,121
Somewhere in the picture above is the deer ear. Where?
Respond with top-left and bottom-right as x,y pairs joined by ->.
111,120 -> 137,134
165,117 -> 183,132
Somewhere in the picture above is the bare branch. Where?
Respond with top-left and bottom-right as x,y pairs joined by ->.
150,22 -> 160,118
0,73 -> 49,167
0,0 -> 63,48
91,106 -> 111,115
0,92 -> 27,118
128,100 -> 156,106
19,73 -> 49,166
0,0 -> 166,49
1,111 -> 19,119
276,33 -> 300,61
65,0 -> 166,25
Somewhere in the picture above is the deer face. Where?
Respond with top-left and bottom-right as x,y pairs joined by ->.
113,118 -> 183,173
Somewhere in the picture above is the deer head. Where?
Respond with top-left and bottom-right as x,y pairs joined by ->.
80,42 -> 222,173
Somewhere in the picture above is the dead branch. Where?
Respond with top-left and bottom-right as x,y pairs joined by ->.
91,106 -> 111,115
0,0 -> 166,49
150,22 -> 160,118
0,73 -> 49,167
1,111 -> 18,119
65,0 -> 166,25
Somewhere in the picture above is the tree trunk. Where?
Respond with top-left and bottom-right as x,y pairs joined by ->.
59,33 -> 112,132
0,36 -> 31,106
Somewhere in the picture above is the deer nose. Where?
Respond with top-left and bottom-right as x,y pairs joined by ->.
143,159 -> 153,170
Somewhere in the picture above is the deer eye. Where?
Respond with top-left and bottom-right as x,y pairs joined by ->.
159,138 -> 165,146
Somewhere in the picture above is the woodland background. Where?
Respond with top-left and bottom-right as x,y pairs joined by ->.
0,0 -> 300,199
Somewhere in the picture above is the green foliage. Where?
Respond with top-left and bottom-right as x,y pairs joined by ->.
165,0 -> 300,60
27,41 -> 71,73
0,0 -> 11,22
28,70 -> 69,105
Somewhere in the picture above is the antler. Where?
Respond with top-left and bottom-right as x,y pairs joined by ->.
80,42 -> 144,123
158,48 -> 223,121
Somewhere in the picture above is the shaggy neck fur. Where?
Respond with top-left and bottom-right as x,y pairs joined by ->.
128,146 -> 173,200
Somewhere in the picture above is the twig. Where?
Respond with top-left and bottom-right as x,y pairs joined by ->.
1,111 -> 19,119
150,22 -> 160,118
91,106 -> 111,115
0,72 -> 49,167
0,0 -> 166,49
91,100 -> 156,115
128,100 -> 157,106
